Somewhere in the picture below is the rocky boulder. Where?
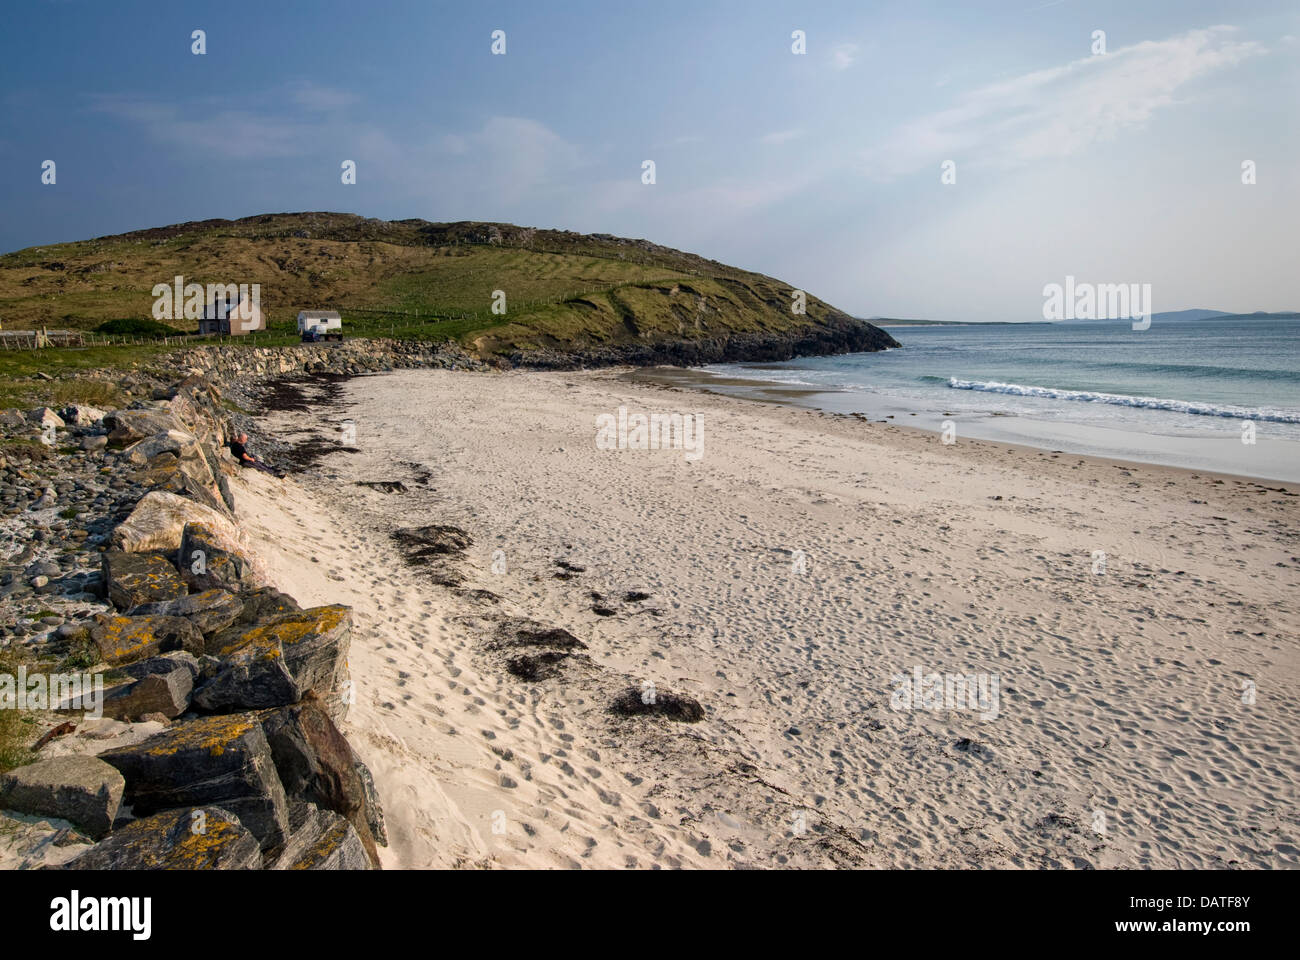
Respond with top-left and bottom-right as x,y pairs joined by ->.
102,549 -> 187,610
193,605 -> 351,713
232,585 -> 300,625
178,521 -> 253,593
127,589 -> 244,638
117,651 -> 202,683
26,407 -> 65,431
63,806 -> 261,869
59,404 -> 107,427
103,408 -> 179,448
89,613 -> 204,667
260,697 -> 380,867
101,659 -> 193,721
272,800 -> 372,870
112,490 -> 244,554
167,391 -> 226,448
0,756 -> 124,839
124,429 -> 196,465
123,448 -> 230,517
354,756 -> 387,848
98,713 -> 289,851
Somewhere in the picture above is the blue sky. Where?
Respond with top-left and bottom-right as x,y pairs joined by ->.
1,0 -> 1296,320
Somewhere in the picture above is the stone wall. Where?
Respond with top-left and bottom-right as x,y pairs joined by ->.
0,369 -> 385,869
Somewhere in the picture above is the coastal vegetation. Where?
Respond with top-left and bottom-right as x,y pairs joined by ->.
0,212 -> 895,364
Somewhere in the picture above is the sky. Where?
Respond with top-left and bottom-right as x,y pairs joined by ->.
1,0 -> 1297,321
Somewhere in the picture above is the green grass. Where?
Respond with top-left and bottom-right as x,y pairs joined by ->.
58,639 -> 99,673
0,652 -> 37,773
0,343 -> 171,408
0,376 -> 125,411
0,212 -> 865,363
94,317 -> 178,336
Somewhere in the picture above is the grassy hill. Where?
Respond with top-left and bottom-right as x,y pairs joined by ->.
0,212 -> 896,363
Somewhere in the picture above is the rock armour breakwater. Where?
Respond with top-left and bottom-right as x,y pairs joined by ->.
0,363 -> 385,869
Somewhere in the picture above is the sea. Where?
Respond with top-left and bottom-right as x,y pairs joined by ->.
691,315 -> 1300,483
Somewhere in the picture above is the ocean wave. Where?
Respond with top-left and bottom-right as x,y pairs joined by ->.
946,379 -> 1300,424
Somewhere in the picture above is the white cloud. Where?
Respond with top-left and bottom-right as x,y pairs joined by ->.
90,96 -> 313,159
759,129 -> 805,145
831,43 -> 859,71
289,82 -> 360,112
472,116 -> 586,203
861,25 -> 1263,180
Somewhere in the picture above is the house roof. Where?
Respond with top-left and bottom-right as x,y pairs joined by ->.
203,299 -> 259,319
297,310 -> 341,319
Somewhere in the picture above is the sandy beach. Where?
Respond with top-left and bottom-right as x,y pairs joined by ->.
231,366 -> 1300,869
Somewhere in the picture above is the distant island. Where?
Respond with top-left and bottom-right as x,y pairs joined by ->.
1061,309 -> 1299,323
866,317 -> 1044,326
868,310 -> 1298,326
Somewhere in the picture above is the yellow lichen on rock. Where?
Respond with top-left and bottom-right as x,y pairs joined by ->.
144,714 -> 257,758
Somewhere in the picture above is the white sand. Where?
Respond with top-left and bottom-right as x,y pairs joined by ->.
232,367 -> 1300,869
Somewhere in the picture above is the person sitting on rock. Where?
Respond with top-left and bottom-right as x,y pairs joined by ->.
228,432 -> 283,477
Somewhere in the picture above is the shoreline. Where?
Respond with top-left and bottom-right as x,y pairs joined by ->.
623,364 -> 1300,485
233,364 -> 1299,868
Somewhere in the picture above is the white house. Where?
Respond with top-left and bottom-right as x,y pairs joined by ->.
297,310 -> 342,335
199,289 -> 263,336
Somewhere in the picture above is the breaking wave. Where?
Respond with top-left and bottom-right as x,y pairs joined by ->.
946,379 -> 1300,424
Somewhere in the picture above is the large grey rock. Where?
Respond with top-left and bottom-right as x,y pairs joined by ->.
215,470 -> 235,512
102,549 -> 187,610
354,756 -> 387,848
62,806 -> 261,869
127,589 -> 244,638
232,586 -> 300,625
98,713 -> 289,851
0,756 -> 124,839
272,801 -> 372,870
112,491 -> 243,554
261,698 -> 380,867
88,613 -> 204,666
60,404 -> 107,427
26,407 -> 65,430
101,661 -> 193,720
103,408 -> 179,448
194,605 -> 351,713
124,450 -> 229,517
119,651 -> 202,683
166,391 -> 225,448
125,429 -> 195,465
178,521 -> 252,592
